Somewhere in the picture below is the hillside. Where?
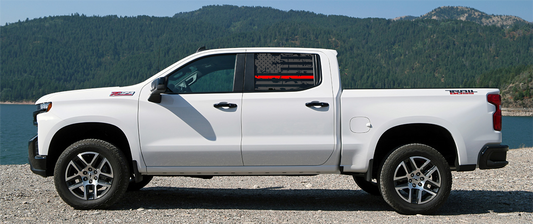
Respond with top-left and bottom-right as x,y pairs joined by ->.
394,6 -> 530,27
1,5 -> 532,107
499,65 -> 533,108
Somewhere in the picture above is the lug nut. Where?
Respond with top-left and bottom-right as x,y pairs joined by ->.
418,183 -> 422,186
409,179 -> 412,183
416,172 -> 420,176
83,177 -> 88,181
89,180 -> 92,183
88,168 -> 92,171
94,176 -> 98,180
412,183 -> 416,187
411,173 -> 414,177
93,170 -> 97,174
83,171 -> 88,175
420,177 -> 424,181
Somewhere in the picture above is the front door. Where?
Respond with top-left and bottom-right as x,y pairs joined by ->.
139,54 -> 244,167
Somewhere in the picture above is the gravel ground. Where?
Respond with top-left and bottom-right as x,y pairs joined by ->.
1,148 -> 532,223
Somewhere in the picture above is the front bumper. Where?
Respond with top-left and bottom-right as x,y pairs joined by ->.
28,135 -> 48,177
478,144 -> 509,169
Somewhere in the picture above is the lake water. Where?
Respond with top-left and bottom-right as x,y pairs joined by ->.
0,104 -> 37,165
1,104 -> 532,165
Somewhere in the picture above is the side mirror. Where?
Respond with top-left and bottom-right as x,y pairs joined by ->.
148,77 -> 167,103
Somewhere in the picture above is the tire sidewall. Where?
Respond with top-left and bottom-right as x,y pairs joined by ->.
54,139 -> 130,209
379,144 -> 452,214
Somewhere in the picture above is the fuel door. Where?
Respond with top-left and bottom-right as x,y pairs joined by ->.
350,117 -> 372,133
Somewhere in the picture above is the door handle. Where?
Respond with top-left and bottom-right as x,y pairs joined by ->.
306,101 -> 329,108
214,102 -> 237,108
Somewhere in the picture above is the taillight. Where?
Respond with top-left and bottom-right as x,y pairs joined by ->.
487,94 -> 502,131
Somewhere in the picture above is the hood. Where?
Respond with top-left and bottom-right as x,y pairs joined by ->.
35,85 -> 141,104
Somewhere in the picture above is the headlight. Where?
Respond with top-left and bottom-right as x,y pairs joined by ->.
33,102 -> 52,125
38,102 -> 52,112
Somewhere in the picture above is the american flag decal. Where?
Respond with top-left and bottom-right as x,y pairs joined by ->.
254,53 -> 316,91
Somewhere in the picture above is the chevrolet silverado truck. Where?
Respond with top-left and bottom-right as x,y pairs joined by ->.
29,47 -> 508,214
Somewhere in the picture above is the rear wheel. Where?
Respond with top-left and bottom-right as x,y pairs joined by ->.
54,139 -> 130,209
379,144 -> 452,214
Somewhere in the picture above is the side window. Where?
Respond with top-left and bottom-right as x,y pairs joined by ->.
167,54 -> 236,94
254,53 -> 321,91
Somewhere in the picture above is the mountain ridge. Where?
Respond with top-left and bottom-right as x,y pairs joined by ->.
393,6 -> 530,27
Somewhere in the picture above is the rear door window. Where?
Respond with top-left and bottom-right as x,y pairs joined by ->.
252,53 -> 321,91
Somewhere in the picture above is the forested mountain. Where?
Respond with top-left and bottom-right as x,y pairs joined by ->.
1,5 -> 532,107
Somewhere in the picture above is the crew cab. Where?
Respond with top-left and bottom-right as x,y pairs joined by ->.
29,47 -> 508,214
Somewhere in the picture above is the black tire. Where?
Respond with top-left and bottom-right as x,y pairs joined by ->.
54,139 -> 130,209
379,144 -> 452,214
128,175 -> 154,191
353,176 -> 381,196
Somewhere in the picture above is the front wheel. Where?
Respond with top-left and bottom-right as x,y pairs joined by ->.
54,139 -> 130,209
379,144 -> 452,214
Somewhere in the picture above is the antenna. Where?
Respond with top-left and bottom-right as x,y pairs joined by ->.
196,46 -> 207,52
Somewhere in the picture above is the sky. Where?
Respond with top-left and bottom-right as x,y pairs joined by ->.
1,0 -> 532,25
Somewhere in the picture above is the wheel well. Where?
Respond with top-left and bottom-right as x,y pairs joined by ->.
46,123 -> 132,176
371,124 -> 457,178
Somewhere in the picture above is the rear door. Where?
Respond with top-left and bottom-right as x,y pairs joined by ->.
240,52 -> 336,166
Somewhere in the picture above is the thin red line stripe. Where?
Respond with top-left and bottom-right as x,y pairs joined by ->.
255,75 -> 314,80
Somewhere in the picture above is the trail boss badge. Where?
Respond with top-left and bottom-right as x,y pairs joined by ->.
110,91 -> 135,96
446,90 -> 477,95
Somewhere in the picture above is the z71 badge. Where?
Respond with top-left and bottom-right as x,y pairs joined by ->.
446,90 -> 477,95
110,91 -> 135,96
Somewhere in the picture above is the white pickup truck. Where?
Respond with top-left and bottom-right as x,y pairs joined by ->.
29,47 -> 508,214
